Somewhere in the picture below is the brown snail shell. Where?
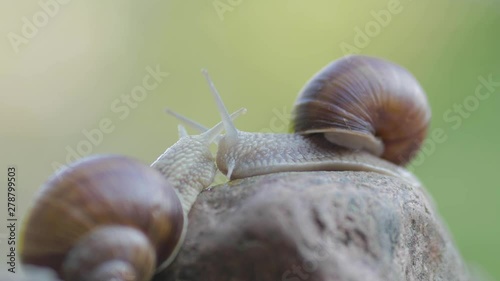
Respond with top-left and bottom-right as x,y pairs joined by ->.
293,55 -> 431,165
19,155 -> 184,281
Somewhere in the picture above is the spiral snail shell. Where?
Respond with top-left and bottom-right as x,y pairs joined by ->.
20,155 -> 184,281
293,55 -> 431,165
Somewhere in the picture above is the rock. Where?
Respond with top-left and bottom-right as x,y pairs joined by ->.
155,170 -> 471,281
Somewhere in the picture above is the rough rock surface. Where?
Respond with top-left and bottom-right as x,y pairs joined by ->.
155,170 -> 471,281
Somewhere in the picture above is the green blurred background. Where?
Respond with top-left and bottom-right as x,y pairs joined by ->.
1,0 -> 499,279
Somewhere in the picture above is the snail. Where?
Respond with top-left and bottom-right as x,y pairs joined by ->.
19,109 -> 245,281
203,55 -> 430,181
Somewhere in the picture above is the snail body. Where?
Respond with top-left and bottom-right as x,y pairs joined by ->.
215,131 -> 411,180
19,113 -> 240,280
203,55 -> 430,181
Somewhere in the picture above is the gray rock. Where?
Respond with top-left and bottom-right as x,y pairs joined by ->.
155,171 -> 471,281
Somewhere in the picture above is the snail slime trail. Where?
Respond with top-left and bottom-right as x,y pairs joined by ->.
6,167 -> 18,273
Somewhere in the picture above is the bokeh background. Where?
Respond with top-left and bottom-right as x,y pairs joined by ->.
1,0 -> 499,279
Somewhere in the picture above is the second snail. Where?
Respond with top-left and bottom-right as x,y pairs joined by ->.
18,55 -> 429,281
